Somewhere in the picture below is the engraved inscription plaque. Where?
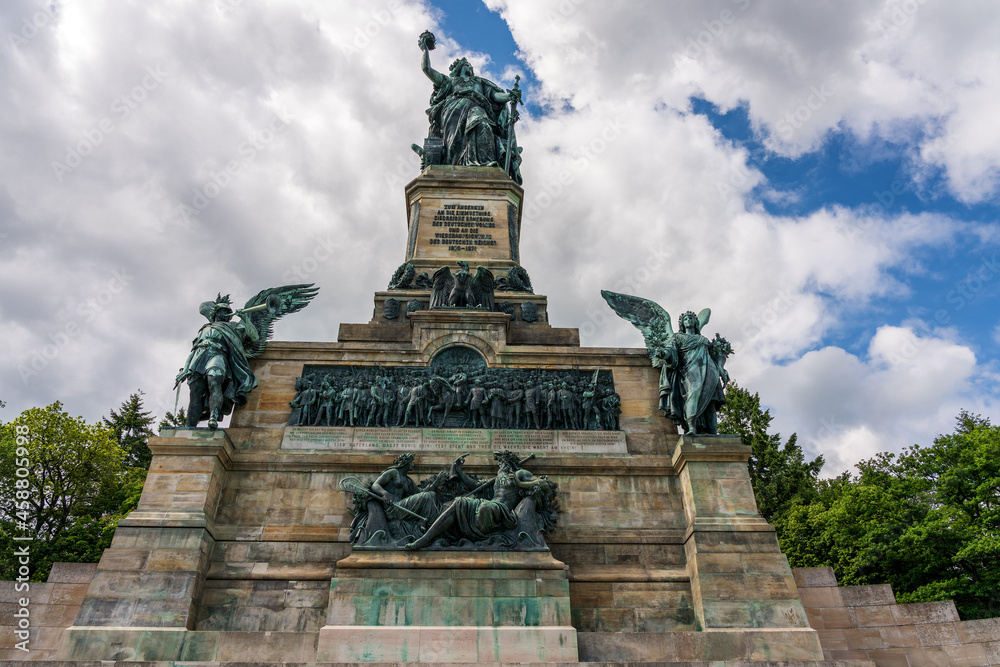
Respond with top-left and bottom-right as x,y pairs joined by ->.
281,427 -> 628,454
282,427 -> 354,450
353,428 -> 423,450
557,430 -> 628,454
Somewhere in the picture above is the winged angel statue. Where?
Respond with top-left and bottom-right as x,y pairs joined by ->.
601,290 -> 733,434
430,260 -> 495,310
175,284 -> 319,429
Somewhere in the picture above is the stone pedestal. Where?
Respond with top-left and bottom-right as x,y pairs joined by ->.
404,165 -> 523,276
56,429 -> 228,659
674,434 -> 825,660
316,551 -> 579,663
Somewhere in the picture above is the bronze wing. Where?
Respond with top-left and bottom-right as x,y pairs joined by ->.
430,265 -> 454,308
471,266 -> 495,311
697,308 -> 711,332
600,290 -> 673,350
242,283 -> 319,358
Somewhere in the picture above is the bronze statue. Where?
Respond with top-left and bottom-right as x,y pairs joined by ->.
429,261 -> 495,310
602,290 -> 732,435
175,284 -> 318,429
415,31 -> 523,184
404,451 -> 558,551
343,453 -> 446,548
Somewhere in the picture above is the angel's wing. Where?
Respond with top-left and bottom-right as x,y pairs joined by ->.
600,290 -> 673,350
430,266 -> 453,308
471,266 -> 495,311
242,283 -> 319,357
697,308 -> 711,332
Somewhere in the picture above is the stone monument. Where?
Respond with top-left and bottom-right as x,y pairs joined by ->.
4,32 -> 948,667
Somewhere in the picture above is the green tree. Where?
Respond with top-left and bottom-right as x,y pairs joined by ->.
718,382 -> 824,522
0,402 -> 147,581
0,403 -> 124,540
158,407 -> 187,432
776,411 -> 1000,619
103,391 -> 155,468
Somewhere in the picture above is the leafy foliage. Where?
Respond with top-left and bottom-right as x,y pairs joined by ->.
158,407 -> 187,432
103,390 -> 155,468
774,411 -> 1000,619
719,384 -> 1000,620
0,401 -> 150,582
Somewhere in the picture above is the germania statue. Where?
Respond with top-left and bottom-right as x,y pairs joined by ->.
175,284 -> 318,429
602,290 -> 733,434
413,30 -> 523,184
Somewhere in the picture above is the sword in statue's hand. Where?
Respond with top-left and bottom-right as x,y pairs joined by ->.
504,75 -> 521,175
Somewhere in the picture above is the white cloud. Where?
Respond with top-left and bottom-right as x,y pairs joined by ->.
752,325 -> 985,474
487,0 -> 1000,202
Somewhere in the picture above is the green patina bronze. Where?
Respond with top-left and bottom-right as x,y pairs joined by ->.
175,284 -> 318,429
341,451 -> 559,552
289,358 -> 620,431
412,31 -> 523,184
602,290 -> 733,435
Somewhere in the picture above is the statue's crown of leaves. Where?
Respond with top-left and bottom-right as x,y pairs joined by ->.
449,57 -> 473,76
679,311 -> 699,329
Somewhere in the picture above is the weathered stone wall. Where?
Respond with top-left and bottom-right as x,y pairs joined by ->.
0,563 -> 94,662
796,566 -> 1000,665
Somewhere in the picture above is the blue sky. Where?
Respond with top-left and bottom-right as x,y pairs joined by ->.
428,0 -> 1000,465
2,0 -> 999,474
435,0 -> 1000,364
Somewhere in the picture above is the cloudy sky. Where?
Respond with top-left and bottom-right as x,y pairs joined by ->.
3,0 -> 999,475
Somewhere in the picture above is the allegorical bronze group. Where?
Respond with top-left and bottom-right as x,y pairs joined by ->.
341,451 -> 558,551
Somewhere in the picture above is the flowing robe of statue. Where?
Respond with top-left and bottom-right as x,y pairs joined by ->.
449,491 -> 517,541
653,332 -> 726,434
352,460 -> 442,547
418,32 -> 522,183
184,320 -> 258,419
428,75 -> 511,168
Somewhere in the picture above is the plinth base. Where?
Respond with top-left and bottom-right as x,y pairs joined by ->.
316,551 -> 579,663
318,625 -> 578,663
